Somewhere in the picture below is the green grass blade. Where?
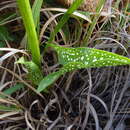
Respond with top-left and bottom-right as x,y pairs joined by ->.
32,0 -> 43,33
17,0 -> 41,66
0,104 -> 20,112
0,13 -> 17,25
48,0 -> 84,42
82,0 -> 106,46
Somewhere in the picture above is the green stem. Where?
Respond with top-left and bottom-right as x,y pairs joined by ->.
17,0 -> 41,67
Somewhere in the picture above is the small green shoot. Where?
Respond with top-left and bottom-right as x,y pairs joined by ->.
37,43 -> 130,92
16,57 -> 43,85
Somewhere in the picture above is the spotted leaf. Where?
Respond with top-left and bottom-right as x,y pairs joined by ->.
37,43 -> 130,93
37,62 -> 84,92
47,43 -> 130,68
16,57 -> 43,85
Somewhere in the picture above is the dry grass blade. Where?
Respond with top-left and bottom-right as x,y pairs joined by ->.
0,48 -> 25,52
0,48 -> 27,63
104,68 -> 130,130
89,103 -> 100,130
0,16 -> 21,26
40,13 -> 63,41
0,81 -> 13,91
82,69 -> 92,129
0,66 -> 44,98
0,98 -> 18,106
41,8 -> 92,22
0,3 -> 16,11
90,94 -> 109,114
0,111 -> 20,120
95,37 -> 129,55
25,111 -> 35,130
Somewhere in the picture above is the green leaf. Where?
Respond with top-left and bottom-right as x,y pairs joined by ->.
16,57 -> 43,85
47,43 -> 130,68
32,0 -> 44,33
0,41 -> 6,48
37,61 -> 90,92
0,104 -> 19,112
0,83 -> 24,98
0,26 -> 13,41
37,61 -> 85,92
38,43 -> 130,93
37,71 -> 62,92
0,41 -> 6,55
